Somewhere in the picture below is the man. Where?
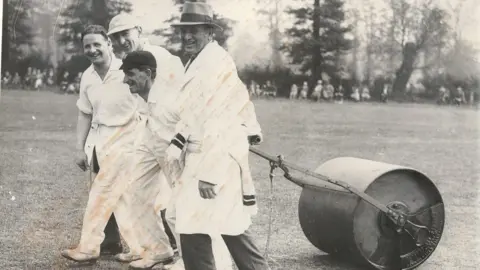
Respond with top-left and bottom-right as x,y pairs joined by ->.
66,24 -> 122,258
61,24 -> 149,263
107,13 -> 184,105
107,14 -> 184,255
167,1 -> 270,269
114,51 -> 179,269
120,50 -> 234,270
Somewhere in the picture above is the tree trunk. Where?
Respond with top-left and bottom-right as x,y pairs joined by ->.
2,0 -> 9,73
393,42 -> 417,94
92,0 -> 109,28
310,0 -> 320,95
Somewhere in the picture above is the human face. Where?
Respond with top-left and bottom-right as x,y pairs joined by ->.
110,28 -> 141,55
180,25 -> 211,55
82,33 -> 111,65
123,68 -> 151,95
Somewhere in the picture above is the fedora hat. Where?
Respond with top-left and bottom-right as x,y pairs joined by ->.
171,0 -> 223,30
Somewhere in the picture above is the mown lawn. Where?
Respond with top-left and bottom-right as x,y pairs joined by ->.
0,90 -> 478,269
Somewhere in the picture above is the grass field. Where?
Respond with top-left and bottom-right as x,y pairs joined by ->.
0,89 -> 478,270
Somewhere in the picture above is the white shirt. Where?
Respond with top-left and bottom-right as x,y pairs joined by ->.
76,56 -> 141,127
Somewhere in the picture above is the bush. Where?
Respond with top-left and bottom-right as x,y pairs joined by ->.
56,54 -> 90,84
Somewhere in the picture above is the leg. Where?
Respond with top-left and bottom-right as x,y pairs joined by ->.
222,230 -> 270,270
91,149 -> 122,253
63,150 -> 132,259
180,234 -> 216,270
161,209 -> 177,251
164,196 -> 232,270
117,134 -> 174,268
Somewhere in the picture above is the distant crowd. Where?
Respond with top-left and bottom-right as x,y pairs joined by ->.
249,79 -> 387,103
1,67 -> 83,94
2,68 -> 476,107
248,79 -> 476,106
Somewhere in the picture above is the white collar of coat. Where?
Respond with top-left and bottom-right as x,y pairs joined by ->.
184,40 -> 220,73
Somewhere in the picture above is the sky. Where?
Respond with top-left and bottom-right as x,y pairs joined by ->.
131,0 -> 480,66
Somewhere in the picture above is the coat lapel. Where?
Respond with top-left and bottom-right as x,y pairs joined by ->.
179,41 -> 217,91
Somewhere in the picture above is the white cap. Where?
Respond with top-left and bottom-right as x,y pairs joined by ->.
107,13 -> 140,36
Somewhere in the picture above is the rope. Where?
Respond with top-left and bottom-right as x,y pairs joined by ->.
264,161 -> 276,261
262,158 -> 283,269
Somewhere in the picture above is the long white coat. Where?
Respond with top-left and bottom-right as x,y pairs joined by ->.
169,41 -> 261,236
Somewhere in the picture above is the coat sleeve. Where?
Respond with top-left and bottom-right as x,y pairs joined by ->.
239,100 -> 262,137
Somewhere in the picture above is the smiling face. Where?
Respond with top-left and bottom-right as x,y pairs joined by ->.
180,25 -> 212,55
109,27 -> 142,56
82,33 -> 111,65
122,68 -> 151,95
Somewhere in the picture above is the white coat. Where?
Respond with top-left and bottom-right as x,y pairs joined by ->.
168,41 -> 262,236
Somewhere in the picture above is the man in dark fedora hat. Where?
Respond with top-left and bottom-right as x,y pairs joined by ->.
165,1 -> 270,270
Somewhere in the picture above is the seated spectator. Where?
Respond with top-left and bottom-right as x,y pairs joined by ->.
73,72 -> 82,93
12,72 -> 21,88
322,82 -> 334,101
60,71 -> 70,92
2,71 -> 12,87
290,83 -> 298,99
311,80 -> 322,102
249,81 -> 257,97
300,81 -> 308,99
24,67 -> 33,89
453,86 -> 466,106
255,84 -> 262,96
264,80 -> 277,97
334,84 -> 344,104
361,85 -> 371,101
34,70 -> 44,90
46,69 -> 55,86
351,86 -> 360,102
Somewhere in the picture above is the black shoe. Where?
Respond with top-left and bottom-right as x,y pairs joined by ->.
100,242 -> 123,255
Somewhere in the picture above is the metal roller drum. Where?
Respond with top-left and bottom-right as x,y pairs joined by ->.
298,157 -> 445,270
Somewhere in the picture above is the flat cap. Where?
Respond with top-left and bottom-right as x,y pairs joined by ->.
120,51 -> 157,71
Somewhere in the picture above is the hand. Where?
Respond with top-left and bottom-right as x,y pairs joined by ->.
75,150 -> 89,171
198,180 -> 217,199
248,134 -> 263,145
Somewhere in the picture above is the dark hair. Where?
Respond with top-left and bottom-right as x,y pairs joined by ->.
124,66 -> 157,80
139,66 -> 157,80
81,25 -> 109,42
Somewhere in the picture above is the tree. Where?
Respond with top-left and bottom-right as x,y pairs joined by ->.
153,0 -> 236,63
2,0 -> 36,72
2,0 -> 9,73
284,0 -> 352,93
255,0 -> 284,70
388,1 -> 450,94
57,0 -> 133,55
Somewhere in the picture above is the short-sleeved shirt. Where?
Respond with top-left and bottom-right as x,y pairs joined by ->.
76,57 -> 140,127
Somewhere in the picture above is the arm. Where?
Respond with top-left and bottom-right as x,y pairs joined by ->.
74,72 -> 94,171
76,111 -> 92,151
